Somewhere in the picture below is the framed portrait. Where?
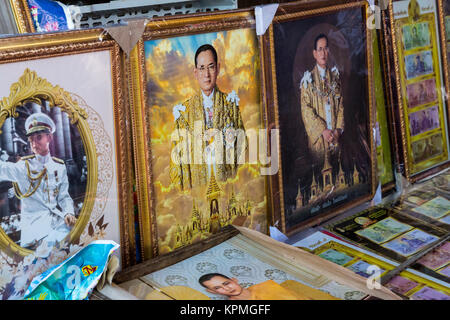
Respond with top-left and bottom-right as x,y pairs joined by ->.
294,231 -> 450,299
129,10 -> 272,260
0,29 -> 135,299
388,0 -> 450,182
113,226 -> 400,300
262,0 -> 376,235
9,0 -> 36,33
326,206 -> 449,282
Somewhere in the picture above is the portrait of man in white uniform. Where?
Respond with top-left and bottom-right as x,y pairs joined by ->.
0,112 -> 76,249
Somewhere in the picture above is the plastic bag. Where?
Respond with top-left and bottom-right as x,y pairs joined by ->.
23,240 -> 119,300
28,0 -> 74,32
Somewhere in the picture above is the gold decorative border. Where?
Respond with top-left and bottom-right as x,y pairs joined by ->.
9,0 -> 35,34
264,0 -> 376,235
389,0 -> 450,182
129,40 -> 157,260
0,31 -> 135,266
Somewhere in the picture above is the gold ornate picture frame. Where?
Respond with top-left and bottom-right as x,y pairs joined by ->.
9,0 -> 36,33
129,10 -> 271,260
261,0 -> 376,235
0,30 -> 135,299
389,0 -> 450,182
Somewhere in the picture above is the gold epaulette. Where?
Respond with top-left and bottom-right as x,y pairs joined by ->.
52,157 -> 64,164
20,155 -> 35,161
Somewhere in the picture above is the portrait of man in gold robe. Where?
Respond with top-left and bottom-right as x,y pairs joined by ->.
170,44 -> 246,191
300,33 -> 344,176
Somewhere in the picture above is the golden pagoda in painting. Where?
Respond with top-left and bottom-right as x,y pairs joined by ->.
295,153 -> 360,210
206,165 -> 222,234
166,167 -> 254,250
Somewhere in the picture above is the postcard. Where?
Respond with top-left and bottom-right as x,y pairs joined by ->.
417,241 -> 450,270
346,260 -> 384,278
410,286 -> 450,300
402,22 -> 431,51
382,229 -> 439,257
404,50 -> 433,80
318,249 -> 354,266
437,265 -> 450,277
355,217 -> 413,244
411,133 -> 444,164
412,196 -> 450,219
439,215 -> 450,225
406,78 -> 437,108
408,105 -> 440,137
385,275 -> 419,295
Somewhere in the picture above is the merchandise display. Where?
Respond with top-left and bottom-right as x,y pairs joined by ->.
294,231 -> 450,299
0,0 -> 449,303
388,0 -> 449,181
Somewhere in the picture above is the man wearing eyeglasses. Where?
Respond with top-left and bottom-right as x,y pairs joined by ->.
170,44 -> 246,190
300,33 -> 344,180
0,112 -> 76,250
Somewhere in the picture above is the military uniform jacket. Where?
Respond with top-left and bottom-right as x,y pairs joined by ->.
0,154 -> 74,247
300,65 -> 344,161
170,87 -> 246,190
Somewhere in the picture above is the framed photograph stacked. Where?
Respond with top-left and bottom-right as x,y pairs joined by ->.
128,10 -> 271,260
326,206 -> 449,282
262,0 -> 376,235
389,0 -> 450,182
295,231 -> 450,299
0,30 -> 136,299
